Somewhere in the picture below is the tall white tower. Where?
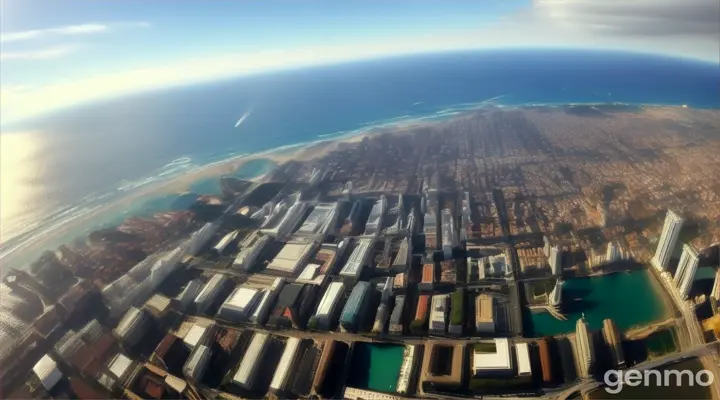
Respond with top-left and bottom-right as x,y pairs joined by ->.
675,244 -> 699,300
711,269 -> 720,302
549,245 -> 562,276
651,210 -> 684,271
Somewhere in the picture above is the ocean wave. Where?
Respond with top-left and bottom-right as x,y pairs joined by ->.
0,98 -> 679,269
162,156 -> 192,169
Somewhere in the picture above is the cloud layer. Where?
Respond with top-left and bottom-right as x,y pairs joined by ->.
533,0 -> 720,37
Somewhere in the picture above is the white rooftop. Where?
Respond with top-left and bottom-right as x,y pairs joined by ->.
108,353 -> 133,379
183,324 -> 208,348
33,355 -> 63,391
298,263 -> 320,281
516,342 -> 532,376
340,239 -> 372,277
223,287 -> 259,310
267,241 -> 316,274
473,338 -> 512,372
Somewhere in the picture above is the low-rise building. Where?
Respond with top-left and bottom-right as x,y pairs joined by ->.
472,338 -> 512,376
389,295 -> 406,334
429,294 -> 448,335
232,333 -> 268,390
194,274 -> 230,315
515,342 -> 532,377
475,293 -> 495,333
267,240 -> 318,276
233,231 -> 272,272
217,287 -> 261,322
420,343 -> 464,392
183,344 -> 211,383
113,307 -> 151,347
339,282 -> 371,332
420,264 -> 435,291
33,354 -> 63,391
311,281 -> 345,330
339,238 -> 374,280
270,338 -> 302,393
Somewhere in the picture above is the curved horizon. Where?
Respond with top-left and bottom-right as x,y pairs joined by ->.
3,47 -> 719,129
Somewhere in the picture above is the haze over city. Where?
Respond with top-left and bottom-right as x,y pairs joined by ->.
1,1 -> 720,399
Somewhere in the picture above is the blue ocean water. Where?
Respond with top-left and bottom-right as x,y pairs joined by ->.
2,49 -> 719,269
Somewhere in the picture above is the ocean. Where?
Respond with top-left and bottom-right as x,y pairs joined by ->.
1,49 -> 719,269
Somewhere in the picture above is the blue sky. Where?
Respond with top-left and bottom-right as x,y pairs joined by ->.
1,0 -> 718,123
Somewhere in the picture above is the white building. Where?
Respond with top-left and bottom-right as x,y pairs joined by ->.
270,337 -> 301,392
217,287 -> 261,322
213,230 -> 239,255
549,279 -> 563,309
33,355 -> 63,391
194,274 -> 229,314
295,203 -> 339,237
184,345 -> 211,383
183,323 -> 210,349
576,316 -> 595,378
515,343 -> 532,377
339,238 -> 374,279
233,232 -> 271,272
267,240 -> 317,275
429,294 -> 448,333
473,338 -> 512,376
711,269 -> 720,302
674,244 -> 699,300
108,353 -> 134,383
441,209 -> 456,259
266,201 -> 308,237
549,245 -> 562,276
233,333 -> 269,389
651,210 -> 685,271
364,196 -> 388,236
313,282 -> 345,330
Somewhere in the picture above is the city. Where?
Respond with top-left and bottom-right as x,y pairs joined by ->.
2,105 -> 720,399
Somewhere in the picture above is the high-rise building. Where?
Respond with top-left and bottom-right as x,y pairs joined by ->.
711,269 -> 720,302
575,316 -> 594,378
651,210 -> 684,271
543,236 -> 551,258
602,319 -> 625,368
549,246 -> 562,276
441,209 -> 456,259
674,244 -> 699,300
606,242 -> 620,263
549,280 -> 563,309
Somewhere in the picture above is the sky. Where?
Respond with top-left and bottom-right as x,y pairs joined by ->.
1,0 -> 719,124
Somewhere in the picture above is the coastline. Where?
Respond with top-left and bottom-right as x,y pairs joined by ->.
0,102 -> 705,272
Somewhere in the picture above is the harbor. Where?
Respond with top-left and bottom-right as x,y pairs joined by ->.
525,269 -> 671,337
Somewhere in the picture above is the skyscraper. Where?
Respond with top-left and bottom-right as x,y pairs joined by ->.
575,315 -> 594,378
675,244 -> 699,300
602,319 -> 625,368
441,208 -> 456,259
711,269 -> 720,302
549,279 -> 563,309
549,245 -> 562,276
543,236 -> 551,258
651,210 -> 684,271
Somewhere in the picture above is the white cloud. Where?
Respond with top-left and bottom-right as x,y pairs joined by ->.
0,21 -> 151,43
1,24 -> 107,42
0,44 -> 80,60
